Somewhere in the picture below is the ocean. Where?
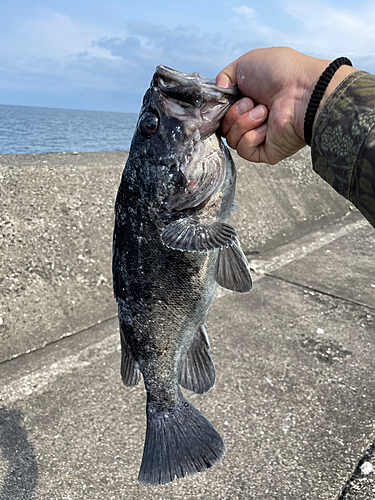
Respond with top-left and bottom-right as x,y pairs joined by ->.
0,104 -> 139,155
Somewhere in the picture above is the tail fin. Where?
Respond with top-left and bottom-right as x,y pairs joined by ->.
138,397 -> 225,486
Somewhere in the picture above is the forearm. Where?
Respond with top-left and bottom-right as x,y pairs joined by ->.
311,71 -> 375,227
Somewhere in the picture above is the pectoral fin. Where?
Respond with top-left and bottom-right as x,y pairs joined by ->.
215,238 -> 253,293
161,218 -> 237,253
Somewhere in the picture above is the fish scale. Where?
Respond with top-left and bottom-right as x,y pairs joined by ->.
112,65 -> 252,486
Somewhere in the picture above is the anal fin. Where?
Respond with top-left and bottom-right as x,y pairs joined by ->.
120,325 -> 142,386
179,323 -> 215,394
215,237 -> 253,293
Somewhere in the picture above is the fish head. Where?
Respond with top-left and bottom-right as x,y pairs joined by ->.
127,66 -> 241,211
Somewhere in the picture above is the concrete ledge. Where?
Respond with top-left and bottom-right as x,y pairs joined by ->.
230,147 -> 352,253
0,152 -> 126,363
0,148 -> 351,362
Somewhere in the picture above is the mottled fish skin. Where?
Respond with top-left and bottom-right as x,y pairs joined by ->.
112,66 -> 252,486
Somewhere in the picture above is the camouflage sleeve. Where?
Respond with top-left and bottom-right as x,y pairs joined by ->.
311,70 -> 375,228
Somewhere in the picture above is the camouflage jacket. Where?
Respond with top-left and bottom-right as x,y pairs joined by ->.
312,70 -> 375,228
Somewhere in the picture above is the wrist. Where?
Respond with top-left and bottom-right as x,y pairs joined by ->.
312,65 -> 358,131
296,56 -> 357,143
295,57 -> 331,141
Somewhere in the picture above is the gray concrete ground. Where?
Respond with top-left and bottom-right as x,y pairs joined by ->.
0,148 -> 350,363
1,150 -> 374,499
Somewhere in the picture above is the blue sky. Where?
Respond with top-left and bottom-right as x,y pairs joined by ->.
1,0 -> 374,113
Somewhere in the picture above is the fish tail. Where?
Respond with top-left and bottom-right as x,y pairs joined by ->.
138,397 -> 225,486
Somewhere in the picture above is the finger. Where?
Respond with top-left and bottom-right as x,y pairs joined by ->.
215,59 -> 240,88
225,104 -> 268,149
221,97 -> 254,137
216,72 -> 232,89
236,123 -> 268,163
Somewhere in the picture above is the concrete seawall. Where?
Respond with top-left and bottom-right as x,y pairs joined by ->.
0,148 -> 351,362
3,148 -> 375,500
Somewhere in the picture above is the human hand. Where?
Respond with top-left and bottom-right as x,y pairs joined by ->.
216,47 -> 357,164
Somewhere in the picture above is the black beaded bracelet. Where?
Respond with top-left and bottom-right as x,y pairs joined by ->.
304,57 -> 353,146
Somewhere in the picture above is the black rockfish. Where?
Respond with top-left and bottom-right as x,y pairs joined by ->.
112,66 -> 252,486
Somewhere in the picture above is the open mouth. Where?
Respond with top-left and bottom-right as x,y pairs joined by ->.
154,66 -> 240,125
152,65 -> 239,213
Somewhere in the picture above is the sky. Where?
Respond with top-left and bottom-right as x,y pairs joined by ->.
1,0 -> 375,113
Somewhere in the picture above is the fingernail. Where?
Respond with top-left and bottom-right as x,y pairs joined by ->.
249,105 -> 266,121
216,76 -> 230,88
257,123 -> 267,134
236,98 -> 252,115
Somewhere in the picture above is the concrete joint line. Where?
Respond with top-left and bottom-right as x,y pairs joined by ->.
248,217 -> 368,276
263,273 -> 375,312
0,332 -> 120,405
337,438 -> 375,499
0,314 -> 119,365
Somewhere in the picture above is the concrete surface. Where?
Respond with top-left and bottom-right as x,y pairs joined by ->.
0,152 -> 124,363
0,148 -> 350,362
1,149 -> 374,499
230,148 -> 351,254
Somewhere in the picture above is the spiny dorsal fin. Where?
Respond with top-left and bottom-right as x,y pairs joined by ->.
161,218 -> 237,253
179,323 -> 215,394
215,237 -> 252,293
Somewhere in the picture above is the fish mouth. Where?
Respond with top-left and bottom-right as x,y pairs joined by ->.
153,65 -> 241,139
152,65 -> 240,212
153,65 -> 240,108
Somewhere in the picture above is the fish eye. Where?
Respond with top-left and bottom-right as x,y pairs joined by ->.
139,111 -> 159,138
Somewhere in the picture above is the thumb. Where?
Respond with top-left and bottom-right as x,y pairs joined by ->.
216,60 -> 240,88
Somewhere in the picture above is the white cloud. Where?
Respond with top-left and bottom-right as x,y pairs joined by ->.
0,9 -> 132,94
230,4 -> 291,46
4,8 -> 115,60
281,0 -> 375,58
0,12 -> 237,96
96,22 -> 234,70
2,2 -> 375,107
233,5 -> 256,18
231,0 -> 375,62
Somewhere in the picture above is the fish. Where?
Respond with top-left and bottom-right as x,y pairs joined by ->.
112,65 -> 252,486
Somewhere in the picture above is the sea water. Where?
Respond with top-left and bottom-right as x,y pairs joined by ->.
0,104 -> 138,155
